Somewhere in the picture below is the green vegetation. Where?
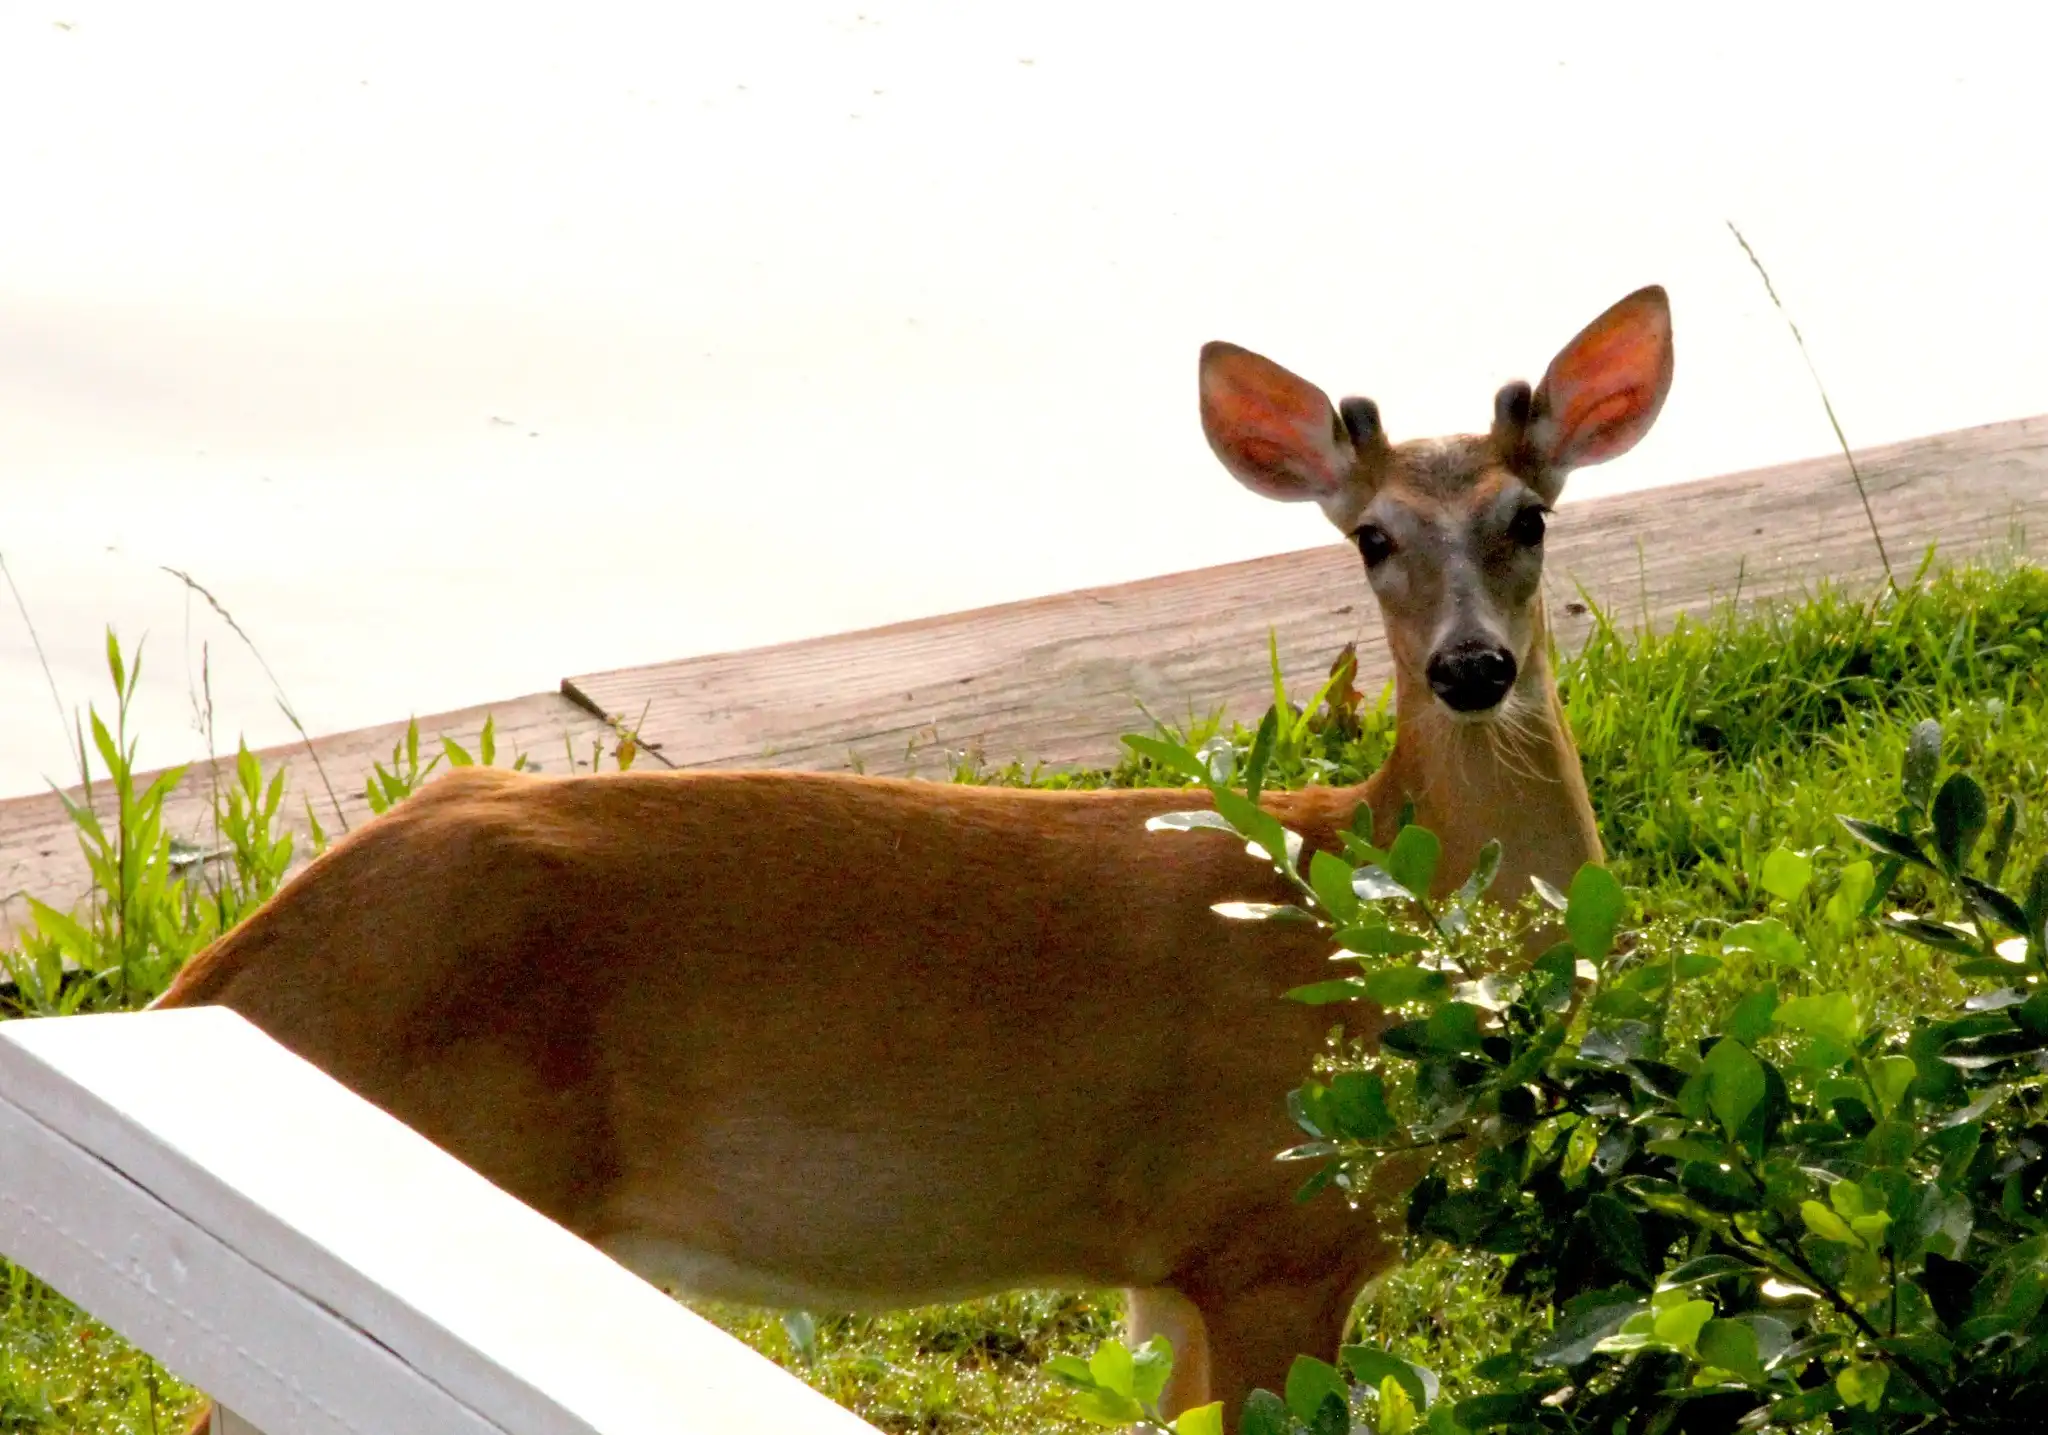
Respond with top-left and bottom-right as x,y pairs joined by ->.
1068,696 -> 2045,1430
3,557 -> 2045,1433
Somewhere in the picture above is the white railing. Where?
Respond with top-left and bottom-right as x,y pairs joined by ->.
0,1007 -> 881,1435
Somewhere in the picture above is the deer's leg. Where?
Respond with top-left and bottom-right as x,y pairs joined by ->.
1187,1273 -> 1359,1427
1125,1286 -> 1211,1417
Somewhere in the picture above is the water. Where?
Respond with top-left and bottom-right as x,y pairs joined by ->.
5,2 -> 2046,797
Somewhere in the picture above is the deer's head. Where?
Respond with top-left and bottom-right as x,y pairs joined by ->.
1199,286 -> 1674,718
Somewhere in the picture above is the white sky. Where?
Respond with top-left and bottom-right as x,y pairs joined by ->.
3,2 -> 2045,797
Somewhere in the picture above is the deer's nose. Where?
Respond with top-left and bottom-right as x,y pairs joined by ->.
1426,643 -> 1517,713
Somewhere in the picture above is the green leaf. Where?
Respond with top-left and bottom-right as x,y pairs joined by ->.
442,736 -> 474,767
1768,1386 -> 1846,1424
1879,913 -> 1980,957
1561,1122 -> 1599,1186
1046,1354 -> 1096,1387
1170,1405 -> 1224,1435
1902,717 -> 1943,810
1825,860 -> 1876,931
1088,1338 -> 1136,1398
1565,864 -> 1625,960
1387,825 -> 1442,898
1534,1290 -> 1644,1367
1283,1355 -> 1347,1427
1237,1390 -> 1294,1435
1285,979 -> 1370,1006
1720,917 -> 1805,972
1452,1392 -> 1540,1429
2026,861 -> 2048,947
1834,1361 -> 1888,1412
89,710 -> 121,785
1529,874 -> 1569,911
1363,964 -> 1451,1006
105,626 -> 129,697
1453,839 -> 1503,910
1336,926 -> 1432,957
25,898 -> 95,964
1122,734 -> 1213,783
1244,708 -> 1279,803
1659,1255 -> 1764,1290
1146,810 -> 1238,834
1308,850 -> 1361,925
1696,1319 -> 1765,1383
1584,1193 -> 1651,1285
1759,846 -> 1814,901
1836,816 -> 1932,869
1341,1345 -> 1433,1411
1961,875 -> 2031,935
1072,1388 -> 1145,1425
1377,1378 -> 1419,1435
1131,1336 -> 1173,1408
1352,866 -> 1411,902
1329,1071 -> 1396,1141
2016,990 -> 2048,1041
1625,1177 -> 1723,1226
1649,1298 -> 1713,1354
1528,941 -> 1578,1013
1775,991 -> 1861,1048
1422,1002 -> 1485,1055
780,1309 -> 819,1363
1700,1038 -> 1767,1141
1674,951 -> 1723,981
1932,771 -> 1989,874
1985,796 -> 2021,885
1800,1200 -> 1860,1247
1212,901 -> 1318,924
1868,1054 -> 1916,1117
1723,985 -> 1779,1045
1214,788 -> 1299,877
1646,1136 -> 1727,1163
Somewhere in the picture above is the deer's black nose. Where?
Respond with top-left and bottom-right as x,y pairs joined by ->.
1426,643 -> 1517,713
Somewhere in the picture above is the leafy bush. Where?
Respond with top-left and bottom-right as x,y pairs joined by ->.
1074,711 -> 2045,1433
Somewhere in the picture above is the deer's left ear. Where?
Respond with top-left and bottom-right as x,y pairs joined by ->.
1521,285 -> 1674,502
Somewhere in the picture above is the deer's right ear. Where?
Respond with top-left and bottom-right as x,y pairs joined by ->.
1198,341 -> 1356,507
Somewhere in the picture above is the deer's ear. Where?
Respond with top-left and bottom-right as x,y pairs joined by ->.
1525,285 -> 1673,499
1199,341 -> 1356,506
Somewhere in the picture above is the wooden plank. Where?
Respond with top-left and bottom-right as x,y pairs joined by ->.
562,414 -> 2048,777
3,413 -> 2044,951
0,1007 -> 882,1435
0,692 -> 616,948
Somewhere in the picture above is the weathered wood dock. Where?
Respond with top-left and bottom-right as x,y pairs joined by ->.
3,413 -> 2043,948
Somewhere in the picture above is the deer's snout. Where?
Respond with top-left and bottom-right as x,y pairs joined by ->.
1425,642 -> 1517,713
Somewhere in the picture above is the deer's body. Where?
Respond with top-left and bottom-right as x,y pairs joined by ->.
160,286 -> 1671,1427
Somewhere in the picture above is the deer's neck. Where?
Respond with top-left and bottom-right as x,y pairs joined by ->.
1359,636 -> 1601,903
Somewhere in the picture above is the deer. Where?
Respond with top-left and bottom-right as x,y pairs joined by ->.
158,284 -> 1672,1431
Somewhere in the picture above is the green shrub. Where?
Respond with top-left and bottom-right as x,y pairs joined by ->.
1073,707 -> 2045,1433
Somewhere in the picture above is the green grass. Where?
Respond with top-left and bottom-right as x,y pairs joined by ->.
3,558 -> 2045,1434
1,1265 -> 197,1434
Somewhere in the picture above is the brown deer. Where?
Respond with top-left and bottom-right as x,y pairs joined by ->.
160,285 -> 1672,1429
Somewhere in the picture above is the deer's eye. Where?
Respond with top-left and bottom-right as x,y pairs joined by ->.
1507,505 -> 1548,548
1353,524 -> 1395,567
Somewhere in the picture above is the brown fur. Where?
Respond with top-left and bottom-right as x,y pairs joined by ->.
159,287 -> 1672,1428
